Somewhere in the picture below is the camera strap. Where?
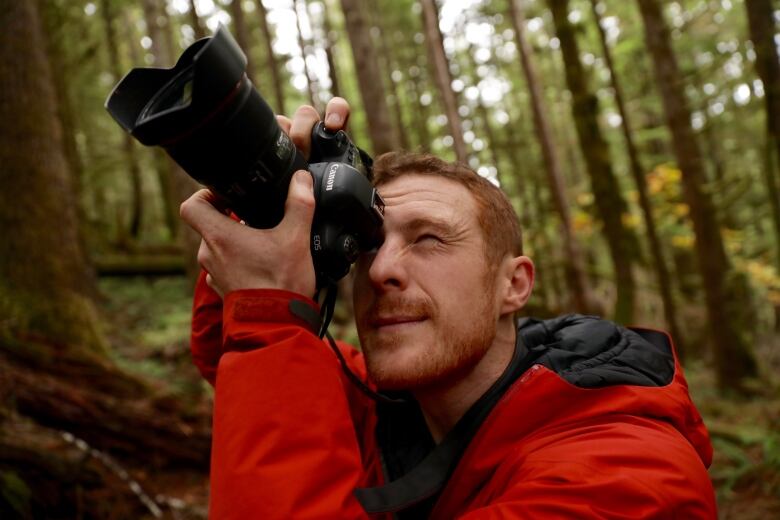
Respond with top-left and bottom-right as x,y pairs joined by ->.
317,283 -> 338,339
317,283 -> 406,406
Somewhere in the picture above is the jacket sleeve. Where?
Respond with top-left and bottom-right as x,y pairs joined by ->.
191,271 -> 224,386
205,287 -> 380,519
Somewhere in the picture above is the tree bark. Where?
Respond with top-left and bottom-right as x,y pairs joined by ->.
230,0 -> 256,84
339,0 -> 400,154
745,0 -> 780,271
636,0 -> 758,389
322,0 -> 342,99
255,0 -> 287,114
37,0 -> 99,299
293,0 -> 319,110
548,0 -> 637,324
102,0 -> 143,242
510,0 -> 596,315
0,0 -> 105,352
141,0 -> 201,283
188,0 -> 206,40
419,0 -> 468,163
589,0 -> 684,350
368,0 -> 410,150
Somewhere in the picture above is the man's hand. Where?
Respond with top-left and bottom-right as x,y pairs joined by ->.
180,98 -> 352,298
180,171 -> 316,297
277,97 -> 351,159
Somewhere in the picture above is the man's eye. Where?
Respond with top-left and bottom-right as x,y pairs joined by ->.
416,234 -> 442,244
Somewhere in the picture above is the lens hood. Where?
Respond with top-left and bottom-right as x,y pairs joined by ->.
105,25 -> 248,145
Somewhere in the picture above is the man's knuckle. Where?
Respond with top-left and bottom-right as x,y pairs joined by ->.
294,105 -> 319,119
179,199 -> 192,219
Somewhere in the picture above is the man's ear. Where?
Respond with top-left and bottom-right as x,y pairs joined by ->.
499,256 -> 534,315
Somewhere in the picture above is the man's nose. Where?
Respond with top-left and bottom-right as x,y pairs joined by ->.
367,241 -> 408,291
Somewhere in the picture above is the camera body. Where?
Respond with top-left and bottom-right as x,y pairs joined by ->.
105,26 -> 384,288
308,122 -> 384,284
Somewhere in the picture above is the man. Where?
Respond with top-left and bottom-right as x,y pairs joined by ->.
180,99 -> 717,518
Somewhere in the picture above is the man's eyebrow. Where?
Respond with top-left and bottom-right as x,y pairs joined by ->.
400,217 -> 459,235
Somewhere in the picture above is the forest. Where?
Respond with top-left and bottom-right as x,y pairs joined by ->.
1,0 -> 779,517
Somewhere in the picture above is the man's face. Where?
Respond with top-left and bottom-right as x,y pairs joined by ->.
353,174 -> 505,391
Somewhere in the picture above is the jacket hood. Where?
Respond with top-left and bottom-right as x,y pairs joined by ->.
519,315 -> 711,460
359,315 -> 714,518
430,314 -> 714,517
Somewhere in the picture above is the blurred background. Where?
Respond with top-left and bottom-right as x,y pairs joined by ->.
1,0 -> 779,517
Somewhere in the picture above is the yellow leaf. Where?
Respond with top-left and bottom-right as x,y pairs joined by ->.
671,235 -> 694,249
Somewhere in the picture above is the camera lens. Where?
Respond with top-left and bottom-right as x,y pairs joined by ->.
138,66 -> 194,123
106,26 -> 307,229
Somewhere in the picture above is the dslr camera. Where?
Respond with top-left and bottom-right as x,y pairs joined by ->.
105,27 -> 384,288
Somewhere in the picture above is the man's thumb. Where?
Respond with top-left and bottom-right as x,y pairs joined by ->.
281,170 -> 316,232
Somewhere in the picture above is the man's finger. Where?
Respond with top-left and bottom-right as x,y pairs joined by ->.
324,97 -> 350,131
276,115 -> 292,134
180,189 -> 236,240
289,105 -> 320,159
278,170 -> 316,236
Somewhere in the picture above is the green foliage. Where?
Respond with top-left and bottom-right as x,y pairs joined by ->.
98,276 -> 207,400
0,470 -> 32,519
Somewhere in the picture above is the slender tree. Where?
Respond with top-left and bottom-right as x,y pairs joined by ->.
141,0 -> 201,281
744,0 -> 780,270
230,0 -> 257,84
636,0 -> 758,389
255,0 -> 286,114
293,0 -> 319,109
368,0 -> 410,150
188,0 -> 206,39
101,0 -> 144,242
321,0 -> 342,98
420,0 -> 468,163
510,0 -> 596,315
0,0 -> 105,352
548,0 -> 637,323
589,0 -> 684,348
339,0 -> 400,154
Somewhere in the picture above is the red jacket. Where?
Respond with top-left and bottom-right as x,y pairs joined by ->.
192,273 -> 717,518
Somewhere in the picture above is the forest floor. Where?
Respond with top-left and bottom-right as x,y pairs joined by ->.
92,276 -> 780,518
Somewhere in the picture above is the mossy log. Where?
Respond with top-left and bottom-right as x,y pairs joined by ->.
94,254 -> 188,277
0,344 -> 210,470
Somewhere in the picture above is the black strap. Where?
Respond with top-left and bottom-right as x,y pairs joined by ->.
354,338 -> 543,514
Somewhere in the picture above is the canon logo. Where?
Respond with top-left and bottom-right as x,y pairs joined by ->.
325,164 -> 338,191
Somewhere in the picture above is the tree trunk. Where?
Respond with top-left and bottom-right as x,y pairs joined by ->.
188,0 -> 206,40
368,0 -> 410,150
419,0 -> 468,163
141,0 -> 201,282
589,0 -> 684,351
339,0 -> 400,154
636,0 -> 758,389
140,0 -> 175,67
510,0 -> 596,315
745,0 -> 780,271
229,0 -> 256,84
321,0 -> 342,99
0,0 -> 105,352
407,65 -> 433,151
255,0 -> 287,115
140,0 -> 179,241
102,0 -> 143,242
548,0 -> 637,324
293,0 -> 319,110
37,0 -> 98,296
